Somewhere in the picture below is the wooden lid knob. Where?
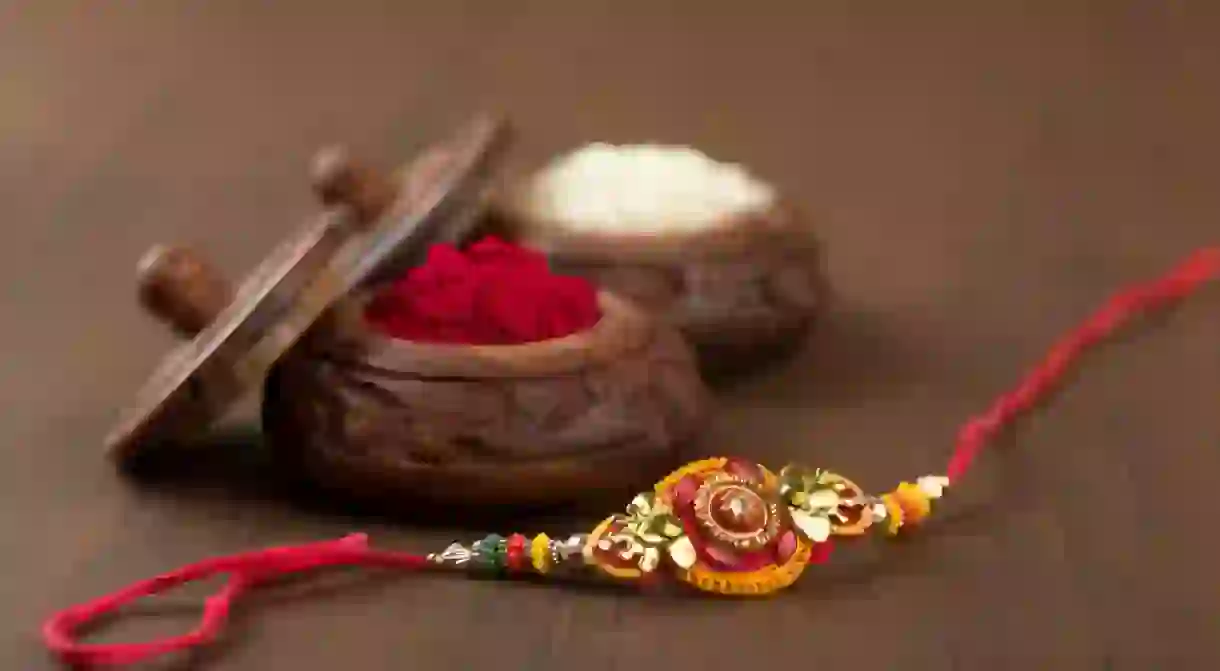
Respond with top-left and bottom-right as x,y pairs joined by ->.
136,245 -> 233,338
311,146 -> 397,227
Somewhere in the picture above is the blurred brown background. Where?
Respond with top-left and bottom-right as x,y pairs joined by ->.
2,2 -> 1218,669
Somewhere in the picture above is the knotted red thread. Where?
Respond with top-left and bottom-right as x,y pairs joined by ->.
42,534 -> 429,666
41,247 -> 1220,667
944,247 -> 1220,482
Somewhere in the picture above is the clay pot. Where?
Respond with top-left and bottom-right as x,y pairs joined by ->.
262,291 -> 710,509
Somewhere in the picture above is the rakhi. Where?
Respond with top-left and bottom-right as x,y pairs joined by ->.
44,247 -> 1220,667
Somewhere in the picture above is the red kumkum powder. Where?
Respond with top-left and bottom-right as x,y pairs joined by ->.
365,236 -> 601,345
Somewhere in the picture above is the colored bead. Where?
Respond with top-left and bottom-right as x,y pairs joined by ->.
893,482 -> 931,526
881,494 -> 904,536
530,534 -> 551,573
473,534 -> 505,569
916,475 -> 949,499
506,534 -> 528,571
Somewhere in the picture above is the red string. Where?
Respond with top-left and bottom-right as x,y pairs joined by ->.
945,247 -> 1220,482
41,248 -> 1220,667
42,534 -> 430,666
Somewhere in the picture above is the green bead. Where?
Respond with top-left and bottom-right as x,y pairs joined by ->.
473,534 -> 505,570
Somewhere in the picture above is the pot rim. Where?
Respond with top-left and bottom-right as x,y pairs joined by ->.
348,290 -> 654,379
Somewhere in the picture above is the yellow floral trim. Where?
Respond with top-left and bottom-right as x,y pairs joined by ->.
654,458 -> 728,499
530,533 -> 551,574
654,457 -> 779,502
882,494 -> 905,536
676,537 -> 813,597
892,482 -> 932,526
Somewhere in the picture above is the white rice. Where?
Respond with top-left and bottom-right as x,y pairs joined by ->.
516,143 -> 776,234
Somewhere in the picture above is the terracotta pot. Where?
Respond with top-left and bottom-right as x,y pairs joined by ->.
262,291 -> 710,509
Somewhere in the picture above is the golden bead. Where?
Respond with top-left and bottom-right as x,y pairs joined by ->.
893,482 -> 932,525
530,533 -> 551,573
882,494 -> 905,536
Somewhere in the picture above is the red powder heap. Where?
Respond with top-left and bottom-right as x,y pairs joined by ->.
365,236 -> 601,345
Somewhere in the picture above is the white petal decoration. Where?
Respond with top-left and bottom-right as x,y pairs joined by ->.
804,489 -> 840,511
640,547 -> 662,573
791,509 -> 831,542
871,501 -> 888,521
668,536 -> 698,569
916,476 -> 950,499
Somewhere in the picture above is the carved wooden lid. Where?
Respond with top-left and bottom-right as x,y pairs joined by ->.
106,115 -> 509,464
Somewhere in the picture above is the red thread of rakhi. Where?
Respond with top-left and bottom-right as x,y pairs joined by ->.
42,247 -> 1220,667
946,246 -> 1219,482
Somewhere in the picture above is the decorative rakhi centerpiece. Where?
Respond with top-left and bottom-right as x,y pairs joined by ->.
428,456 -> 947,596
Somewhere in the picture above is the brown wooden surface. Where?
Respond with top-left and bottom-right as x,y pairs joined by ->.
2,2 -> 1219,669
